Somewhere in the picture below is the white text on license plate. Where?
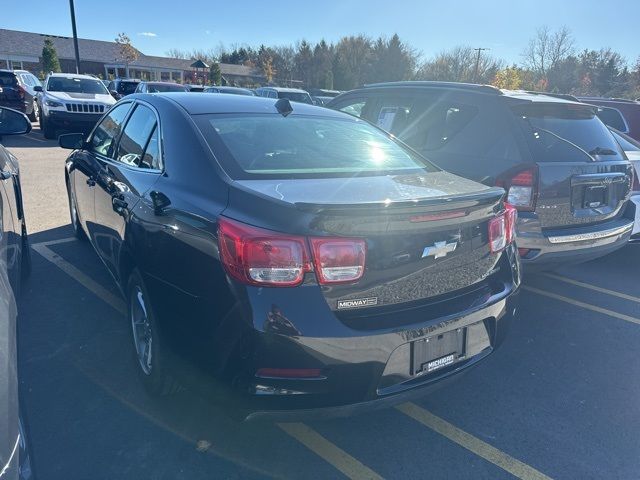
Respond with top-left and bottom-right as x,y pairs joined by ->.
427,353 -> 456,372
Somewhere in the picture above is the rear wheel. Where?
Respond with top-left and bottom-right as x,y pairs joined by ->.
127,269 -> 179,396
40,112 -> 55,139
27,101 -> 38,122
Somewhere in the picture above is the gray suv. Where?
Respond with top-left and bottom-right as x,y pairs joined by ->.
329,82 -> 634,269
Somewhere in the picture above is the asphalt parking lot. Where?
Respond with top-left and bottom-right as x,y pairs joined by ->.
5,125 -> 640,480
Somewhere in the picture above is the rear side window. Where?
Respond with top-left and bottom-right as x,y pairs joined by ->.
513,103 -> 625,162
89,103 -> 132,157
610,129 -> 640,152
116,104 -> 160,169
196,113 -> 437,179
595,107 -> 628,133
118,82 -> 139,95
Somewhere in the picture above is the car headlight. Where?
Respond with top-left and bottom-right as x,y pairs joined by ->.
45,99 -> 63,107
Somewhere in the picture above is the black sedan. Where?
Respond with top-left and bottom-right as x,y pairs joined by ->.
60,94 -> 520,418
0,107 -> 33,478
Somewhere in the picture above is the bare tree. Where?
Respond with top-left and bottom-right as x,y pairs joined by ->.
522,26 -> 574,82
416,46 -> 502,84
115,33 -> 139,77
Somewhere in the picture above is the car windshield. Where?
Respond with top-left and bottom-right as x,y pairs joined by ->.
278,92 -> 313,104
147,83 -> 186,92
47,77 -> 109,94
197,113 -> 437,178
513,103 -> 625,162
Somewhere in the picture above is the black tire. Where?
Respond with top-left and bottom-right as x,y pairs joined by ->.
67,180 -> 86,240
127,268 -> 179,396
21,223 -> 31,280
27,101 -> 38,122
40,113 -> 55,139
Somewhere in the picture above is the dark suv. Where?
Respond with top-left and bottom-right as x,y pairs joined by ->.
0,69 -> 42,121
329,82 -> 634,269
106,78 -> 141,100
578,97 -> 640,142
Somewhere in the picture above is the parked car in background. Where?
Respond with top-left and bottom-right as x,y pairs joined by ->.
204,86 -> 255,96
0,106 -> 34,480
255,87 -> 314,104
60,93 -> 520,418
311,96 -> 334,106
35,73 -> 116,139
134,81 -> 188,93
329,82 -> 634,269
308,88 -> 341,98
578,97 -> 640,141
106,78 -> 141,100
610,128 -> 640,241
185,84 -> 206,92
0,69 -> 41,121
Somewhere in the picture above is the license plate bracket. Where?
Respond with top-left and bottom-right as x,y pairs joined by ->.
583,185 -> 607,209
411,328 -> 466,376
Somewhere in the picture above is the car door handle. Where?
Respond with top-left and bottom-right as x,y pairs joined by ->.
86,177 -> 96,187
0,170 -> 11,180
112,197 -> 128,210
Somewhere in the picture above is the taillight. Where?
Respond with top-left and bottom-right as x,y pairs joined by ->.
218,218 -> 312,287
488,206 -> 517,254
16,85 -> 26,100
218,218 -> 367,287
497,167 -> 537,211
310,238 -> 366,284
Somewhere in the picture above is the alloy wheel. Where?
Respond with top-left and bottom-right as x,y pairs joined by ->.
131,286 -> 153,375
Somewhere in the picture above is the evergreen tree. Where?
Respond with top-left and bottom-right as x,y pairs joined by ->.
42,38 -> 61,73
208,62 -> 221,85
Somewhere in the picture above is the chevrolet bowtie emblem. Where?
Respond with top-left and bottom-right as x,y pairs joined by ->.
422,241 -> 457,259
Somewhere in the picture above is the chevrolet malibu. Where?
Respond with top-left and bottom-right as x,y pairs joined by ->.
59,93 -> 520,418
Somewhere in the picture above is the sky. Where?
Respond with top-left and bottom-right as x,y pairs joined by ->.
4,0 -> 640,65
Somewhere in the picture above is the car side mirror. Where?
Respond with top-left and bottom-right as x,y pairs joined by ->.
34,85 -> 43,92
58,133 -> 85,149
0,107 -> 32,136
150,191 -> 171,215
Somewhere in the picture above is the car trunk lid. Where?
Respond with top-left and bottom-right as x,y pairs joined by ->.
230,172 -> 507,309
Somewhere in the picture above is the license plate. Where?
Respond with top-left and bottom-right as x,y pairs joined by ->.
584,185 -> 607,208
426,353 -> 456,372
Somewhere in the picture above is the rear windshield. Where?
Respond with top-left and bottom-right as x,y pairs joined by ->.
513,103 -> 625,162
118,82 -> 139,95
278,92 -> 313,104
196,114 -> 438,179
0,72 -> 18,87
147,83 -> 186,92
610,129 -> 640,152
47,77 -> 108,94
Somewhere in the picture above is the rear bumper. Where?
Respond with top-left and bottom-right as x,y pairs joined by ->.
0,100 -> 27,113
516,214 -> 633,269
630,194 -> 640,239
171,247 -> 521,421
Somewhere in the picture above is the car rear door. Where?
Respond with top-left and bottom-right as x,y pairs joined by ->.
72,102 -> 133,241
509,102 -> 633,229
93,101 -> 162,278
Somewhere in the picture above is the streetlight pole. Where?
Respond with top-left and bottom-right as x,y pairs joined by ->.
69,0 -> 81,74
473,47 -> 489,83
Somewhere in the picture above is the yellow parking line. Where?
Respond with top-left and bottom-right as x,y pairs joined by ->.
542,273 -> 640,304
396,403 -> 552,480
523,285 -> 640,325
278,423 -> 384,480
31,243 -> 126,315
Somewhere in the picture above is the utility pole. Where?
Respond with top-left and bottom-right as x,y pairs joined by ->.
69,0 -> 81,74
473,47 -> 489,83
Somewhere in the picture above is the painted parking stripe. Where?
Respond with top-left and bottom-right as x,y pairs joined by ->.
542,273 -> 640,304
31,242 -> 126,315
278,423 -> 384,480
32,236 -> 78,247
523,285 -> 640,326
396,403 -> 552,480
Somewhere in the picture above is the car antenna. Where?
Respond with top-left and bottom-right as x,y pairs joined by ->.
275,98 -> 293,117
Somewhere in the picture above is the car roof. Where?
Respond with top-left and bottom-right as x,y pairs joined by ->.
361,81 -> 502,95
259,87 -> 309,93
132,92 -> 346,116
48,73 -> 98,80
142,81 -> 183,86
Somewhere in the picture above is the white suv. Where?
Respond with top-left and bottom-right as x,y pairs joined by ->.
35,73 -> 116,139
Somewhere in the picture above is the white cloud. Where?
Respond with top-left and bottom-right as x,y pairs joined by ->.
138,32 -> 157,37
